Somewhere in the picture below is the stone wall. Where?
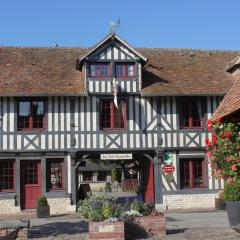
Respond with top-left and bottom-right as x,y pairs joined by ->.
163,193 -> 217,210
47,197 -> 76,215
0,199 -> 21,214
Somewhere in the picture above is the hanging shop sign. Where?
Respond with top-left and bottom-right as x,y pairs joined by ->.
162,164 -> 175,174
100,153 -> 133,160
164,151 -> 173,164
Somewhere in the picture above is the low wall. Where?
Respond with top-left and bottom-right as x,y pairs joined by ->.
47,197 -> 76,214
163,193 -> 217,210
0,199 -> 21,214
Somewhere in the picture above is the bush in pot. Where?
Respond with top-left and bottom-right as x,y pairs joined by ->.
36,195 -> 50,218
206,118 -> 240,231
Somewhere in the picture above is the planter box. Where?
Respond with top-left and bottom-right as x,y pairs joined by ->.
125,215 -> 166,239
226,201 -> 240,232
36,205 -> 50,218
215,198 -> 226,210
88,221 -> 124,240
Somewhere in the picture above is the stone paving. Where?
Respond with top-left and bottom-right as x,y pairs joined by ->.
0,211 -> 239,239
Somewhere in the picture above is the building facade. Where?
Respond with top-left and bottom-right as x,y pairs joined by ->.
0,33 -> 239,214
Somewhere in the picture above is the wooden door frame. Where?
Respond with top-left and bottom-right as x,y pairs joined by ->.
20,160 -> 42,209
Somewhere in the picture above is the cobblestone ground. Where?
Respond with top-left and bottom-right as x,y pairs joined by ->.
0,211 -> 239,239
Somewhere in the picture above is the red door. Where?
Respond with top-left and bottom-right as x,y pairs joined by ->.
21,161 -> 42,209
144,159 -> 155,204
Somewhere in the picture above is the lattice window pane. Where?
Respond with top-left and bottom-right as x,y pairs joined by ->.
0,161 -> 14,191
49,161 -> 63,190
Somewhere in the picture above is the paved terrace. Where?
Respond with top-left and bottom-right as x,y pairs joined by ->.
0,211 -> 239,239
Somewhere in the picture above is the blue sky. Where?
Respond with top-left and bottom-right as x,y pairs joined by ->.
0,0 -> 240,50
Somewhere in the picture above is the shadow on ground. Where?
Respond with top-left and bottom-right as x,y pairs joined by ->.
29,221 -> 88,238
167,228 -> 187,235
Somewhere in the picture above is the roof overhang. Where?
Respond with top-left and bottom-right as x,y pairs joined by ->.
78,32 -> 148,69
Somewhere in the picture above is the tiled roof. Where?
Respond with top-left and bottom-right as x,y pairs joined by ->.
0,46 -> 239,96
0,47 -> 89,96
212,77 -> 240,119
139,48 -> 239,96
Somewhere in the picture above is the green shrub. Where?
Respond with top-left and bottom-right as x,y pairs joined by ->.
102,202 -> 115,218
130,200 -> 153,216
224,182 -> 240,201
104,182 -> 112,192
77,193 -> 117,221
37,196 -> 48,206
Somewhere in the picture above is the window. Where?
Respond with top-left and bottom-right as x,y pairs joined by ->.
179,97 -> 206,128
47,159 -> 64,191
97,171 -> 109,181
80,171 -> 110,182
180,158 -> 205,189
89,63 -> 110,78
100,99 -> 126,130
18,100 -> 45,130
0,160 -> 15,192
81,171 -> 94,182
115,63 -> 135,78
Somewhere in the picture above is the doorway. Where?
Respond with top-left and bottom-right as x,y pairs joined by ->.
21,160 -> 42,209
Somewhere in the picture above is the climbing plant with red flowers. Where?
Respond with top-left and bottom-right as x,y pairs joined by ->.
206,118 -> 240,185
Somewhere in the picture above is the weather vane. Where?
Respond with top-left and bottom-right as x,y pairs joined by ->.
109,19 -> 121,32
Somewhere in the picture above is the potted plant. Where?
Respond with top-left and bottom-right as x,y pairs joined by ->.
78,193 -> 125,240
124,200 -> 166,238
206,118 -> 240,231
215,190 -> 226,210
36,195 -> 50,218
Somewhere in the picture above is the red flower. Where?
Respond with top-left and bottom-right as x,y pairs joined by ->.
217,169 -> 221,175
207,119 -> 212,125
227,156 -> 233,162
205,138 -> 209,145
208,125 -> 211,131
212,133 -> 217,144
216,117 -> 221,123
231,164 -> 237,171
220,133 -> 225,138
211,156 -> 216,161
227,178 -> 234,183
225,132 -> 231,138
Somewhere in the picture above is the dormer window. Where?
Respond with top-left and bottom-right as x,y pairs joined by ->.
115,63 -> 135,78
89,63 -> 110,78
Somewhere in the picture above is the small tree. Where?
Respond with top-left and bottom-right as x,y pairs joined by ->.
206,118 -> 240,200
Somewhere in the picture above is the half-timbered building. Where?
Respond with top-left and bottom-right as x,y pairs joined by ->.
0,32 -> 239,214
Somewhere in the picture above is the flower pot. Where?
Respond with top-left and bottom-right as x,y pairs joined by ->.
88,221 -> 124,240
215,198 -> 226,210
226,201 -> 240,232
36,205 -> 50,218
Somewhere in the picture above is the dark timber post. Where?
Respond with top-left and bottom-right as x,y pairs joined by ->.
154,151 -> 164,204
16,155 -> 21,206
71,155 -> 77,206
41,155 -> 46,195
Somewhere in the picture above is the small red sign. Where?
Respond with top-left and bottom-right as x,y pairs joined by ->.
162,164 -> 175,174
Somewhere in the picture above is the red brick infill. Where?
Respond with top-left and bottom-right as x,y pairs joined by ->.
88,221 -> 125,240
135,215 -> 166,238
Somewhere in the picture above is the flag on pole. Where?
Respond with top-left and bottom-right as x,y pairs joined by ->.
112,78 -> 118,108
